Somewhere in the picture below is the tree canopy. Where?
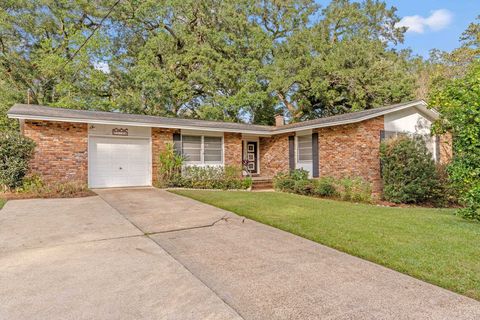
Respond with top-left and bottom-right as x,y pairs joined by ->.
0,0 -> 422,129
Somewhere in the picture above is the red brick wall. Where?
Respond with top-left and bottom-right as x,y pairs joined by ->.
23,120 -> 88,183
151,128 -> 175,183
439,132 -> 453,165
224,133 -> 243,171
259,133 -> 292,178
317,117 -> 385,196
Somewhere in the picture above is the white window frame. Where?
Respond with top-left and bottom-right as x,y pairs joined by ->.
181,134 -> 224,166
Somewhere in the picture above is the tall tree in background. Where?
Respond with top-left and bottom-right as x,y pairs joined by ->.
0,0 -> 115,131
429,18 -> 479,220
268,0 -> 414,121
1,0 -> 455,129
416,16 -> 479,101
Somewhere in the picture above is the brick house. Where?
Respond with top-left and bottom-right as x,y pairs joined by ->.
7,100 -> 452,195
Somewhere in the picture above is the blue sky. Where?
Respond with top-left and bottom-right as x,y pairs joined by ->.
317,0 -> 479,57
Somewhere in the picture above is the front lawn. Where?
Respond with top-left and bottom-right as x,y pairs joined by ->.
0,198 -> 5,209
171,190 -> 480,300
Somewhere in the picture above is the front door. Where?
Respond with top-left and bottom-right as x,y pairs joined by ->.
245,141 -> 258,174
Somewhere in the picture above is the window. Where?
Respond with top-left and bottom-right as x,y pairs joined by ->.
297,135 -> 312,162
204,136 -> 222,163
181,135 -> 223,164
182,136 -> 201,162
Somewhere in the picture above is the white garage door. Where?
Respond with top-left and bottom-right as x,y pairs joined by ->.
89,136 -> 151,188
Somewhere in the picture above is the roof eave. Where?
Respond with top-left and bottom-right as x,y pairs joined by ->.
7,113 -> 274,136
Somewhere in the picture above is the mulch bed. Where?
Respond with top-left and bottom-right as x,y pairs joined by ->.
1,190 -> 96,201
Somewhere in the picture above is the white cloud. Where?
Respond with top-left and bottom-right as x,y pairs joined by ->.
396,9 -> 453,34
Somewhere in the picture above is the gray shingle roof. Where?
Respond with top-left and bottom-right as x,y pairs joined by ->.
7,100 -> 430,134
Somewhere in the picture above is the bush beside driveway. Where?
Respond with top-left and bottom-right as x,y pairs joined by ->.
171,190 -> 480,301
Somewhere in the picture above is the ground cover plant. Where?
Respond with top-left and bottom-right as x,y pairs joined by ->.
273,169 -> 372,203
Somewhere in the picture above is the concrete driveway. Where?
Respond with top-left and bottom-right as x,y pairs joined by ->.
1,188 -> 480,319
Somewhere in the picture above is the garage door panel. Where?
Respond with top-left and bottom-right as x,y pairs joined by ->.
89,137 -> 151,188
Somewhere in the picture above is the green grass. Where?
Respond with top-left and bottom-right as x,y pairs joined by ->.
0,198 -> 5,209
171,190 -> 480,300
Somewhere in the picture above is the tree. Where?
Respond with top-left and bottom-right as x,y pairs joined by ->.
0,0 -> 418,128
0,0 -> 116,132
268,0 -> 415,121
430,60 -> 480,220
416,16 -> 479,101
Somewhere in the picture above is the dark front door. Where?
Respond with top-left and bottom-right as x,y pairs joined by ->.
245,141 -> 258,174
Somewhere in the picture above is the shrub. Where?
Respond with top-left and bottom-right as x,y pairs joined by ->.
314,177 -> 337,197
273,170 -> 309,193
293,179 -> 315,195
274,171 -> 371,203
336,177 -> 372,203
10,174 -> 92,198
173,165 -> 250,190
380,136 -> 443,204
290,169 -> 309,181
0,132 -> 36,189
157,143 -> 184,187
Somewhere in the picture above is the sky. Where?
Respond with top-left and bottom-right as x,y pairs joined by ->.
317,0 -> 479,57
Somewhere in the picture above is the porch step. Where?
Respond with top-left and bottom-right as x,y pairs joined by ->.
251,178 -> 273,190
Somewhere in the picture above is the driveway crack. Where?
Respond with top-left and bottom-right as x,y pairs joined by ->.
94,194 -> 246,319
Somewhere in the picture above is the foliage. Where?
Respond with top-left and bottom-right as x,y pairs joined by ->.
430,60 -> 480,220
172,190 -> 480,300
156,144 -> 250,190
269,0 -> 415,121
314,177 -> 337,197
293,179 -> 315,195
416,16 -> 479,100
157,143 -> 185,187
173,166 -> 251,190
335,177 -> 372,203
0,132 -> 36,189
3,174 -> 92,199
273,170 -> 372,203
380,136 -> 443,205
1,0 -> 419,131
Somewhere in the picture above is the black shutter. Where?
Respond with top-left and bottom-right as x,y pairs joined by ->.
288,136 -> 295,171
312,132 -> 319,178
173,133 -> 182,155
380,130 -> 385,142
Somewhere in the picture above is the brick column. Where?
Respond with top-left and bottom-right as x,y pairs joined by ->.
151,128 -> 175,183
224,133 -> 243,171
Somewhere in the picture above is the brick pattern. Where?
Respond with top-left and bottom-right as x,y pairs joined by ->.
224,133 -> 243,172
151,128 -> 175,183
439,132 -> 453,165
23,120 -> 88,183
317,117 -> 385,196
259,133 -> 292,178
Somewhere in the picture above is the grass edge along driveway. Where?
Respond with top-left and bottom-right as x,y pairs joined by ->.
0,198 -> 5,209
170,190 -> 480,301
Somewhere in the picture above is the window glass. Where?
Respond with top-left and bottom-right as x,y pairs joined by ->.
204,136 -> 222,163
297,135 -> 312,162
182,135 -> 201,162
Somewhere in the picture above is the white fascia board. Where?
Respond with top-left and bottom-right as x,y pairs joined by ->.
7,114 -> 273,136
272,101 -> 431,134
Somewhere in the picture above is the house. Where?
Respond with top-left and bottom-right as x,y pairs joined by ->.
7,100 -> 452,195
